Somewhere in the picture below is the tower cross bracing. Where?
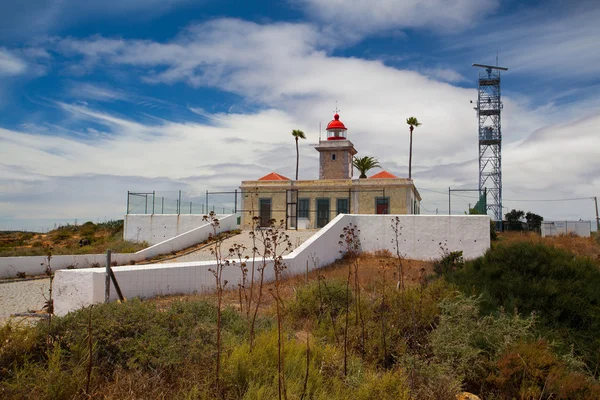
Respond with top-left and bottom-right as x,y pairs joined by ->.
473,63 -> 507,228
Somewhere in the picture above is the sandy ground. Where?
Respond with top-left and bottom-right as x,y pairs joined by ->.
0,278 -> 50,326
158,229 -> 319,263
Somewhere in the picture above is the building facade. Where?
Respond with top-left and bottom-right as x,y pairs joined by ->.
240,113 -> 421,229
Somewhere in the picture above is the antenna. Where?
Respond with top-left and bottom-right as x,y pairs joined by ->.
319,121 -> 321,141
334,101 -> 340,114
472,63 -> 508,71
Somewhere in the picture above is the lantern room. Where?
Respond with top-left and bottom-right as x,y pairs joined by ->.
326,113 -> 347,140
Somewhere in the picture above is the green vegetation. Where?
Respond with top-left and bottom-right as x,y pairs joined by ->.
2,230 -> 600,399
0,220 -> 147,257
352,156 -> 381,179
446,241 -> 600,374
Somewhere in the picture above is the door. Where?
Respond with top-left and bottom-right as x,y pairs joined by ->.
316,199 -> 330,228
259,198 -> 272,227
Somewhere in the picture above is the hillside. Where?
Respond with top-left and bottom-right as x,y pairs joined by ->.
1,231 -> 600,399
0,220 -> 146,257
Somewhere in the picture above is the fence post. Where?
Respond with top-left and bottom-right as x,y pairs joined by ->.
178,190 -> 182,215
190,201 -> 192,214
206,190 -> 209,214
105,249 -> 111,303
161,197 -> 164,214
448,187 -> 451,215
144,194 -> 148,214
234,189 -> 238,213
126,191 -> 130,215
152,191 -> 155,215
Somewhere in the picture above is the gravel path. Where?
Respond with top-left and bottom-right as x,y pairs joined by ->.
0,278 -> 50,325
159,229 -> 319,263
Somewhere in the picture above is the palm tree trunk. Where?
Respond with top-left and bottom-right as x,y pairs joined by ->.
295,138 -> 299,180
409,128 -> 413,179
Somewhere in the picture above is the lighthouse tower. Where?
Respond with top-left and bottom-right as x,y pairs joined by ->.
315,112 -> 357,179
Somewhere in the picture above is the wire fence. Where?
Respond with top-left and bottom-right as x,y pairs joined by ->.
127,190 -> 241,215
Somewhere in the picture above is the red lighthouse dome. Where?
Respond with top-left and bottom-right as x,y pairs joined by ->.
326,113 -> 347,140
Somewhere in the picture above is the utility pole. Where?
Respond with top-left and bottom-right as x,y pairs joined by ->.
594,196 -> 600,232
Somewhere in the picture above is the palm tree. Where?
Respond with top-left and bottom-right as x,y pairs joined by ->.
291,129 -> 306,180
406,117 -> 421,179
352,156 -> 381,178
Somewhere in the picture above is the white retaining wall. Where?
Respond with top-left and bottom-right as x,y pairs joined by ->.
54,214 -> 490,316
0,253 -> 144,279
134,214 -> 238,259
0,215 -> 238,279
124,214 -> 231,245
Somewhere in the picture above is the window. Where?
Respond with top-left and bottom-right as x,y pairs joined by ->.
331,153 -> 336,160
337,198 -> 349,215
298,198 -> 309,218
375,197 -> 390,214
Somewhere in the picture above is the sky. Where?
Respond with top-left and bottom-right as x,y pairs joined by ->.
0,0 -> 599,231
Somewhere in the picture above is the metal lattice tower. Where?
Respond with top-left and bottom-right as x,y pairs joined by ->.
472,63 -> 508,228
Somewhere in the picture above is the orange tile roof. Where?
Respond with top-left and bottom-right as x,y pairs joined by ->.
369,170 -> 399,179
258,172 -> 291,181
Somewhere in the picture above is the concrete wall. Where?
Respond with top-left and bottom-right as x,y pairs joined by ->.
124,214 -> 230,245
0,253 -> 144,279
0,215 -> 238,279
134,214 -> 238,259
54,214 -> 490,316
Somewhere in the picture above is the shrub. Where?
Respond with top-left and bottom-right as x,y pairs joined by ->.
446,241 -> 600,371
428,294 -> 535,390
434,249 -> 464,275
488,339 -> 600,399
16,271 -> 26,279
287,278 -> 349,322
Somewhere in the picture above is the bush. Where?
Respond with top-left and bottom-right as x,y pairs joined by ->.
428,294 -> 535,390
446,241 -> 600,371
287,278 -> 349,322
488,339 -> 600,399
434,250 -> 464,275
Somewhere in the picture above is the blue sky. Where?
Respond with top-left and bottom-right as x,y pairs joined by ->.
1,0 -> 599,231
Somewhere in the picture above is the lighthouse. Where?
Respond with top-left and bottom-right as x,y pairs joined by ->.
314,112 -> 357,179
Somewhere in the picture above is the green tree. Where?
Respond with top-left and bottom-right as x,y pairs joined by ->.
291,129 -> 306,180
352,156 -> 381,179
505,209 -> 524,231
406,117 -> 421,179
525,211 -> 543,231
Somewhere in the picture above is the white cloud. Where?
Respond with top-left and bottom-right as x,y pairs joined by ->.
0,48 -> 27,75
296,0 -> 500,37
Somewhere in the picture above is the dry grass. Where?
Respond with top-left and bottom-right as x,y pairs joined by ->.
497,231 -> 600,262
151,253 -> 434,312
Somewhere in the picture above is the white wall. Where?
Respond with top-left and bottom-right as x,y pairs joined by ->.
54,215 -> 490,316
135,214 -> 238,259
0,214 -> 238,279
124,214 -> 231,245
0,253 -> 144,279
